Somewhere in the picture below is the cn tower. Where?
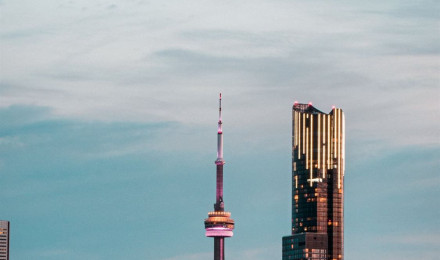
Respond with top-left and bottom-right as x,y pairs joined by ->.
204,93 -> 235,260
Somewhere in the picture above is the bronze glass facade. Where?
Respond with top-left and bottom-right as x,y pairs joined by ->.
283,103 -> 344,260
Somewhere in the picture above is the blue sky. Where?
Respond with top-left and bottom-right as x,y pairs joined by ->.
1,0 -> 439,259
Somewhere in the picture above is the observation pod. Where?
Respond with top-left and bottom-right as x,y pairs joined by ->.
204,211 -> 235,237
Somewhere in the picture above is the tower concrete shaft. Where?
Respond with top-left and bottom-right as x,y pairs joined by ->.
214,237 -> 225,260
215,164 -> 224,211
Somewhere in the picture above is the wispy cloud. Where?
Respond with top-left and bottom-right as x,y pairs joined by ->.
163,252 -> 211,260
164,244 -> 280,260
382,233 -> 440,246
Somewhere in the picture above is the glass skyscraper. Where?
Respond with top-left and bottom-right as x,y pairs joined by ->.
282,103 -> 345,260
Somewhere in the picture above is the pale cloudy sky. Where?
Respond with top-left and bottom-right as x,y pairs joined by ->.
1,0 -> 439,259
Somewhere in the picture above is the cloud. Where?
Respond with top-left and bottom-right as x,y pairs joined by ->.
348,233 -> 440,260
382,233 -> 440,246
163,252 -> 211,260
164,244 -> 281,260
1,1 -> 438,143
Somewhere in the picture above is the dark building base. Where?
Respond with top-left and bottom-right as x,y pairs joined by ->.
282,233 -> 328,260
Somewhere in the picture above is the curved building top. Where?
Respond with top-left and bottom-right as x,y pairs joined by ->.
293,102 -> 342,115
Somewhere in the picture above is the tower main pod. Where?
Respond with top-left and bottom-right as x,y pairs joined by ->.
204,94 -> 235,260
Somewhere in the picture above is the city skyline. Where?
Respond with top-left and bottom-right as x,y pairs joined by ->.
1,1 -> 439,259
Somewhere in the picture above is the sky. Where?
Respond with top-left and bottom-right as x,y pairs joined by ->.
0,0 -> 439,259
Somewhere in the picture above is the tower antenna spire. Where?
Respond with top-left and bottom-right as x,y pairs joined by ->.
217,93 -> 223,161
219,93 -> 222,121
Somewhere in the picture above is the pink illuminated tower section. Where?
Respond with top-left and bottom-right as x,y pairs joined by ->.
204,93 -> 235,260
